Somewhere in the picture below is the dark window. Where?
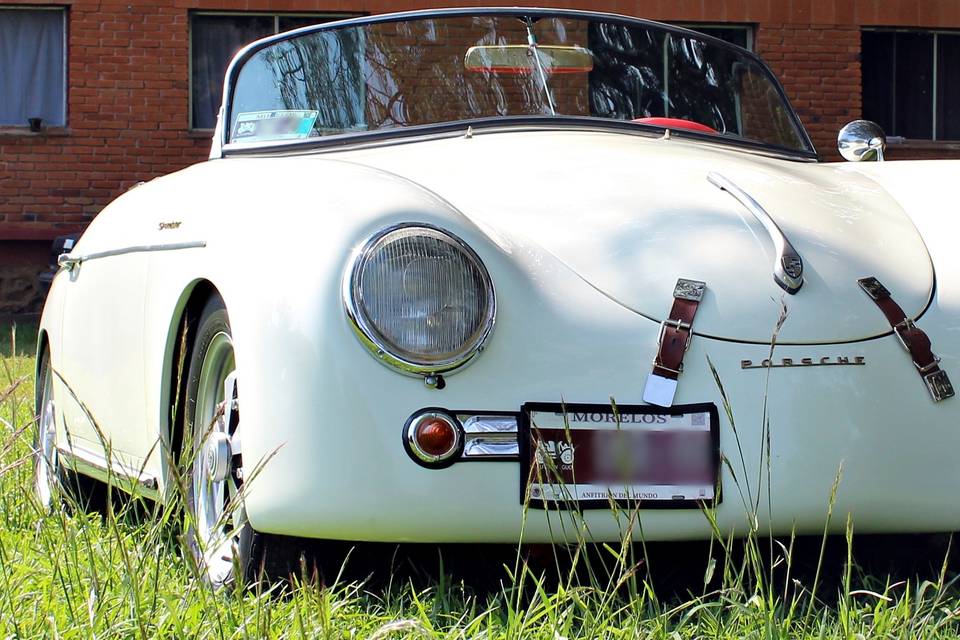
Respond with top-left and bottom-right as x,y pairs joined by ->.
681,24 -> 753,51
191,13 -> 351,129
0,8 -> 66,127
863,29 -> 960,140
278,16 -> 325,32
861,31 -> 895,133
938,34 -> 960,140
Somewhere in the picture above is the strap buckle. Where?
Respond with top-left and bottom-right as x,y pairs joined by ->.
916,357 -> 941,374
658,318 -> 693,352
651,360 -> 684,376
894,318 -> 943,374
893,318 -> 917,352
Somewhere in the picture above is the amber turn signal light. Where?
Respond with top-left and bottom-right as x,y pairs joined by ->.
405,411 -> 462,466
416,418 -> 456,456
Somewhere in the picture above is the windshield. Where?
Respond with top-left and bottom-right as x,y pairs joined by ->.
225,11 -> 812,154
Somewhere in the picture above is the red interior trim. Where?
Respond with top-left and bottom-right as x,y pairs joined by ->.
632,117 -> 718,134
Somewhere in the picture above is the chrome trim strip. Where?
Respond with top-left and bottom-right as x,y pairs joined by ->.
58,241 -> 207,270
458,414 -> 519,460
460,414 -> 518,433
707,172 -> 804,294
57,444 -> 160,497
463,438 -> 519,458
343,223 -> 496,377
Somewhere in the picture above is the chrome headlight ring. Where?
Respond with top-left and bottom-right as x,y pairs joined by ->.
343,223 -> 496,378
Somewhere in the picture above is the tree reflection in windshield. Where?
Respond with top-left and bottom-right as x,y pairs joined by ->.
258,31 -> 365,133
227,12 -> 810,153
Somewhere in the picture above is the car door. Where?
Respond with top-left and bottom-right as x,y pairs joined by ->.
57,251 -> 150,473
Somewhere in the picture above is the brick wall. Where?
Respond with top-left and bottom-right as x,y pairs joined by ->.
2,0 -> 960,313
0,0 -> 207,243
757,24 -> 861,159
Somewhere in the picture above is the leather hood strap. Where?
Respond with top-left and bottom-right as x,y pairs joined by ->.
859,277 -> 954,402
643,279 -> 706,407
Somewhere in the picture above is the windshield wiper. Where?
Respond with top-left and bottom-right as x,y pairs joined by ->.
524,17 -> 556,116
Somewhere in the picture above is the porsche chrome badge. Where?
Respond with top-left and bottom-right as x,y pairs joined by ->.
741,356 -> 866,369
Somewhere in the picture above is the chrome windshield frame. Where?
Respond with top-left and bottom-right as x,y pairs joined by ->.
213,7 -> 817,160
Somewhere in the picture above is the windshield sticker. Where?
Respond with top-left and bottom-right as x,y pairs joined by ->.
232,110 -> 319,142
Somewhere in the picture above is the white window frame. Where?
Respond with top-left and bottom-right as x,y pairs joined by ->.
188,11 -> 356,130
0,5 -> 68,128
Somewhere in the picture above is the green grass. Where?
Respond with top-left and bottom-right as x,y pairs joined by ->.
3,326 -> 960,637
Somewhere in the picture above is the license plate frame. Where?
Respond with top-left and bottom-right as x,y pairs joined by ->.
520,402 -> 720,510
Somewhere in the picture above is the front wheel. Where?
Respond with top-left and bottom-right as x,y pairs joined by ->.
183,297 -> 260,587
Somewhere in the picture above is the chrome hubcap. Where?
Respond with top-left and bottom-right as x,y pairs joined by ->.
204,431 -> 233,484
191,332 -> 243,586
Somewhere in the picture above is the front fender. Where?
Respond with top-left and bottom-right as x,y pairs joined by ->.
837,160 -> 960,314
138,155 -> 594,492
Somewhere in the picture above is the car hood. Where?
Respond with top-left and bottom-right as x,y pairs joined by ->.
338,129 -> 933,344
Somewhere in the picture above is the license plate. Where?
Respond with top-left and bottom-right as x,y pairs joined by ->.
521,402 -> 719,509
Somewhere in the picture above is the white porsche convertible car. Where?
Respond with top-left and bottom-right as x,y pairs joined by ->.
35,7 -> 960,586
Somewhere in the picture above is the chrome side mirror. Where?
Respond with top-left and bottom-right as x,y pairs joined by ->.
838,120 -> 887,162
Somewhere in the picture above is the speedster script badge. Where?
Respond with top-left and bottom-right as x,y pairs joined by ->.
741,356 -> 866,369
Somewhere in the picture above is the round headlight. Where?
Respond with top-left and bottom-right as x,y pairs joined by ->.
345,224 -> 496,375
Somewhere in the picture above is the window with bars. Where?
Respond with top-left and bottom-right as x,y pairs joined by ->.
190,12 -> 355,129
0,7 -> 66,127
862,29 -> 960,141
